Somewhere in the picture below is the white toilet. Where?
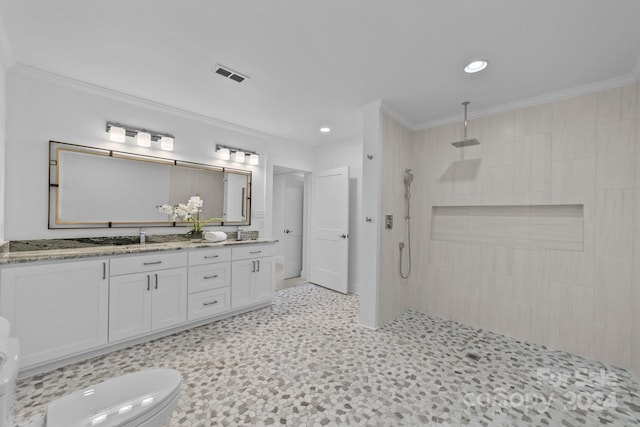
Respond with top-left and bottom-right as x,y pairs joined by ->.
0,318 -> 182,427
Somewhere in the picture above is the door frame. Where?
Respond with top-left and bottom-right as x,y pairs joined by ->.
268,165 -> 312,282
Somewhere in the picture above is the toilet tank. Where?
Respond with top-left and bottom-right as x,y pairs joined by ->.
0,339 -> 20,427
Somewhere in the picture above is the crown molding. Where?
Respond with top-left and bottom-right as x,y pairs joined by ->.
12,63 -> 308,148
360,100 -> 383,113
379,102 -> 414,130
415,72 -> 638,130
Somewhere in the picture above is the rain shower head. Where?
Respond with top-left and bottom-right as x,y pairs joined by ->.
451,138 -> 481,148
451,101 -> 481,148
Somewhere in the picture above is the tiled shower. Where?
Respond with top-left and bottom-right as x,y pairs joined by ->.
370,82 -> 640,378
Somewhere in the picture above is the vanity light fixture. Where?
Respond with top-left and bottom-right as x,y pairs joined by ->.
464,59 -> 488,74
216,144 -> 260,165
105,122 -> 175,151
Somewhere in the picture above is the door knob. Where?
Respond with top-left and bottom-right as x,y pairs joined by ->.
339,234 -> 348,239
284,229 -> 292,234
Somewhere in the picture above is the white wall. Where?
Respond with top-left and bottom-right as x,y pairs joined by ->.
359,105 -> 382,327
314,140 -> 363,295
633,82 -> 640,379
5,66 -> 314,240
0,61 -> 6,244
272,173 -> 286,265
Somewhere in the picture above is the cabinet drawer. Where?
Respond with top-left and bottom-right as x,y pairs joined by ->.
188,287 -> 230,321
188,247 -> 231,266
110,252 -> 187,276
231,244 -> 276,261
188,262 -> 231,293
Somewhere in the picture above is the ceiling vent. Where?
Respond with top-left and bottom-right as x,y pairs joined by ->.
214,65 -> 248,83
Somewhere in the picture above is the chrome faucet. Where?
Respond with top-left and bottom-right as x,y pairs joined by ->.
139,229 -> 146,244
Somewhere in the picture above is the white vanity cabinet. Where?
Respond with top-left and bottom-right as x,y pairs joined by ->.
231,245 -> 275,310
108,252 -> 187,342
0,259 -> 109,368
187,247 -> 231,321
0,240 -> 276,376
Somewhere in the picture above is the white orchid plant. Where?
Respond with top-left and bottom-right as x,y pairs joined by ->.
157,195 -> 221,235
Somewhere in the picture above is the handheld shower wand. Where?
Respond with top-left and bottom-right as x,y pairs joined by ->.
400,169 -> 413,279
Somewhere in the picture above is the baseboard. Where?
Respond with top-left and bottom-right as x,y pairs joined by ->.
356,323 -> 378,331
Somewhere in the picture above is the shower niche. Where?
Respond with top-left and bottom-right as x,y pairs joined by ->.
431,204 -> 584,251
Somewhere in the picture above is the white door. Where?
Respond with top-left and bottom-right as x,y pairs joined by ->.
283,174 -> 304,279
309,166 -> 349,294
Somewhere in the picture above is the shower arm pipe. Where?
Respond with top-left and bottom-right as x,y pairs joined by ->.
462,101 -> 470,140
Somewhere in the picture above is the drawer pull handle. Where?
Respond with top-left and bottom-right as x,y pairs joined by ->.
203,275 -> 219,279
143,261 -> 162,265
204,255 -> 219,259
203,300 -> 218,306
249,250 -> 262,254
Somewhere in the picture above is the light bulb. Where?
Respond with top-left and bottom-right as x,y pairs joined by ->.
234,151 -> 245,162
217,147 -> 230,160
464,60 -> 488,73
248,153 -> 259,165
160,136 -> 174,151
136,131 -> 151,147
109,126 -> 126,143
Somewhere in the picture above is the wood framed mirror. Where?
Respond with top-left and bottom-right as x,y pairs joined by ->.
49,141 -> 251,229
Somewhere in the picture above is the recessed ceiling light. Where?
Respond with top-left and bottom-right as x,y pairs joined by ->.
320,127 -> 331,133
464,60 -> 488,74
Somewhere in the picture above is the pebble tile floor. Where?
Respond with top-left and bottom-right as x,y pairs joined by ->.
15,283 -> 640,426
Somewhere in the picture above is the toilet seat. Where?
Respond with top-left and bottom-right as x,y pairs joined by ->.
45,369 -> 181,427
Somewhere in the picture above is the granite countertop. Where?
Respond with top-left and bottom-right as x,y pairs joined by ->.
0,234 -> 276,265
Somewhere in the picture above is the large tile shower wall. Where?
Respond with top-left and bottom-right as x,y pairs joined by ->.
406,83 -> 639,374
378,113 -> 413,326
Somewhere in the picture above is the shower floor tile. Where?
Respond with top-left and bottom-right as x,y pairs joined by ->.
15,284 -> 640,426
